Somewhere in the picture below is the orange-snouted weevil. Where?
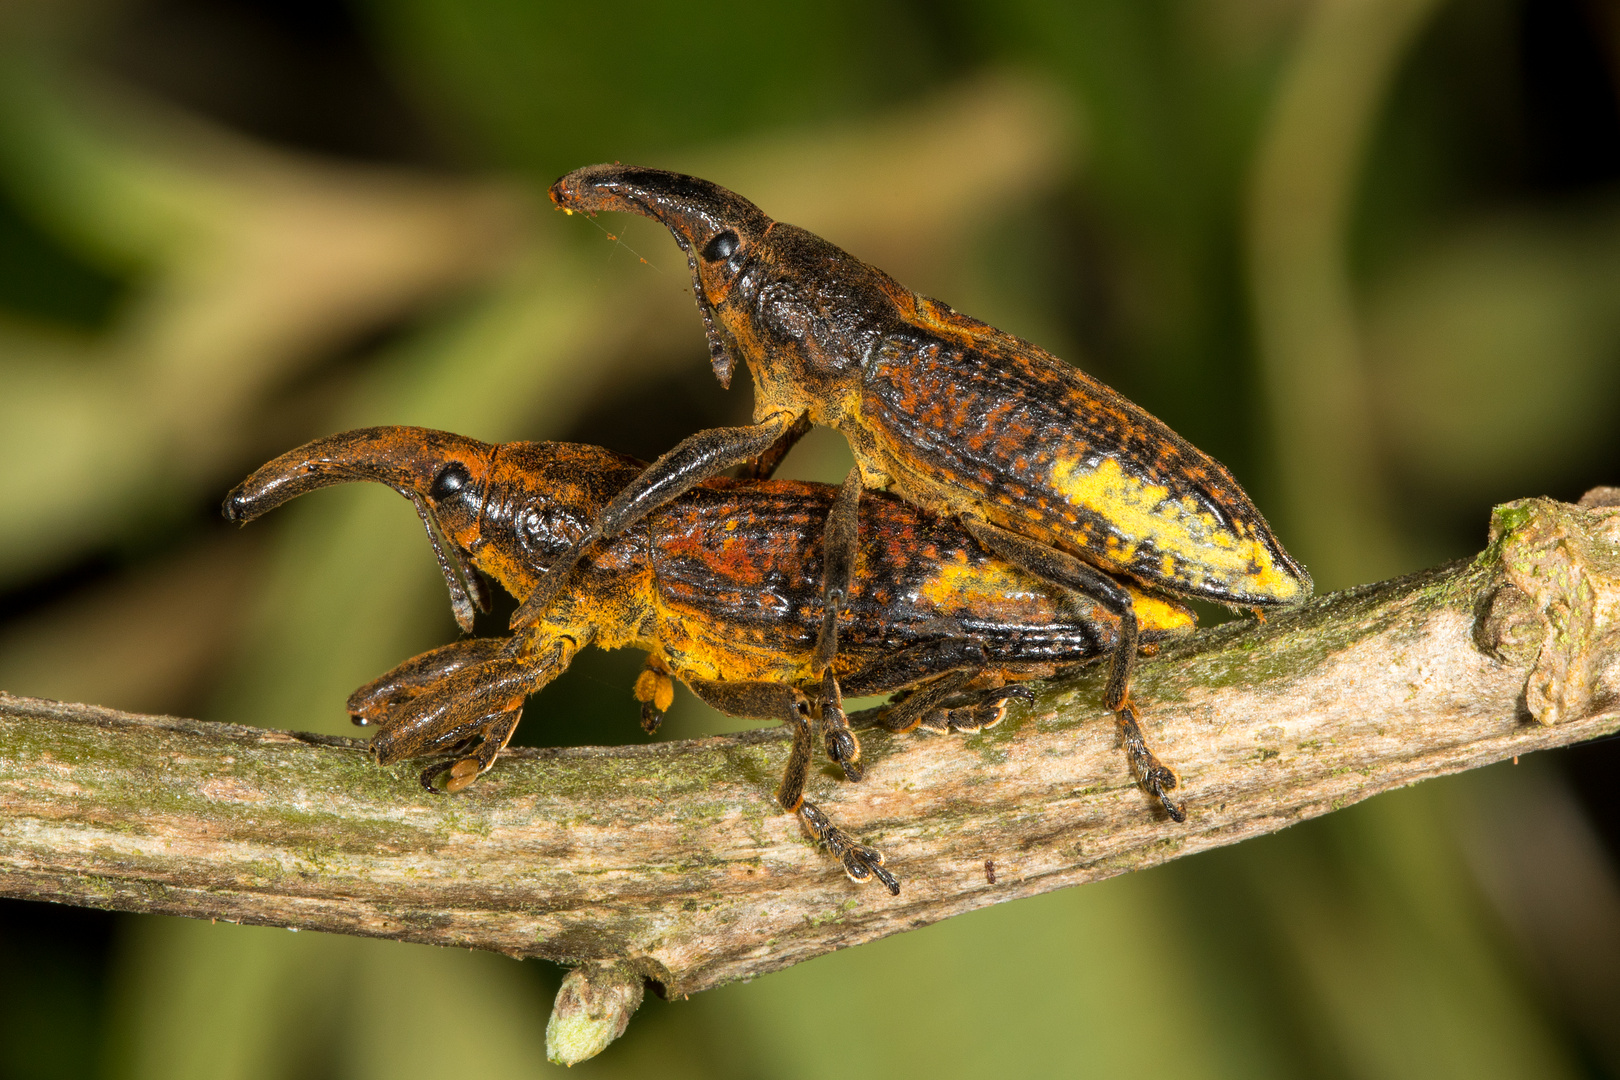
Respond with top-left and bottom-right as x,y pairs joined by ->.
225,426 -> 1197,894
519,166 -> 1312,818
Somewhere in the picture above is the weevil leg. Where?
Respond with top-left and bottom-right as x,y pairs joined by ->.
1116,702 -> 1185,822
687,677 -> 896,893
934,684 -> 1035,734
818,668 -> 863,782
686,679 -> 815,799
797,800 -> 899,896
955,519 -> 1189,819
348,638 -> 509,723
776,689 -> 816,815
735,411 -> 812,480
957,517 -> 1139,711
414,718 -> 502,793
803,467 -> 861,781
812,467 -> 862,675
874,676 -> 972,735
633,655 -> 676,734
511,412 -> 804,630
440,706 -> 525,793
368,635 -> 576,789
888,681 -> 1032,735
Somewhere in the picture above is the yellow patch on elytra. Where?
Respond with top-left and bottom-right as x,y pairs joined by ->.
917,560 -> 1035,609
1049,457 -> 1300,600
917,560 -> 1195,636
1128,592 -> 1196,634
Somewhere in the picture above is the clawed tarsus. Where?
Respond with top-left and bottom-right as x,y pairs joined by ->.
1116,702 -> 1185,822
797,800 -> 899,896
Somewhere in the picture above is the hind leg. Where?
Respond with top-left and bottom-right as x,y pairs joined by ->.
1115,702 -> 1184,822
956,517 -> 1187,821
923,684 -> 1036,734
881,672 -> 1034,735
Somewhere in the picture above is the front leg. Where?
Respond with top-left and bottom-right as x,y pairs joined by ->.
511,412 -> 804,630
347,637 -> 509,723
363,634 -> 577,791
735,412 -> 812,480
687,678 -> 897,894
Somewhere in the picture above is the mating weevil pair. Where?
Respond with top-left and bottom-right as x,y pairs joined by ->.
228,166 -> 1308,892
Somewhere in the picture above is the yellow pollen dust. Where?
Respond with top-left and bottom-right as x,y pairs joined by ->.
1127,590 -> 1196,634
918,561 -> 1036,609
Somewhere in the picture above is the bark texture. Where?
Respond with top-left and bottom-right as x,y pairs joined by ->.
2,496 -> 1619,1003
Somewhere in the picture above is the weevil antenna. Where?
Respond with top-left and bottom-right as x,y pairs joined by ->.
411,494 -> 488,633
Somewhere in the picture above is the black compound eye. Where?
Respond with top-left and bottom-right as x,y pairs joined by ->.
701,230 -> 739,263
427,462 -> 472,503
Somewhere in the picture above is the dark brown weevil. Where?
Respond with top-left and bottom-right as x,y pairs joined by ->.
226,427 -> 1196,893
516,165 -> 1312,818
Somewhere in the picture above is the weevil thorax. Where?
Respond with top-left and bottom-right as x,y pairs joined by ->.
699,223 -> 898,426
463,442 -> 647,598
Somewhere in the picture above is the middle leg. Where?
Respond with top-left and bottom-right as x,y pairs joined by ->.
687,678 -> 897,894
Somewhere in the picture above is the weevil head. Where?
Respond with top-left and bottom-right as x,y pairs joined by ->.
552,165 -> 900,412
226,427 -> 501,631
551,165 -> 767,389
226,428 -> 648,602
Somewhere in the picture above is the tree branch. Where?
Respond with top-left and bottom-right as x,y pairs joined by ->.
3,495 -> 1619,1052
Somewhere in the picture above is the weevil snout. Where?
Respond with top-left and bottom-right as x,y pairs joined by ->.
223,427 -> 498,524
225,427 -> 500,632
550,164 -> 769,256
552,164 -> 777,388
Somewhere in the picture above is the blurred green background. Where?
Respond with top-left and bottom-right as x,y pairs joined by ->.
3,0 -> 1620,1076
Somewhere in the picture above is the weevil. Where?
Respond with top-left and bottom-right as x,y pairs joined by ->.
520,165 -> 1312,816
225,426 -> 1196,893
